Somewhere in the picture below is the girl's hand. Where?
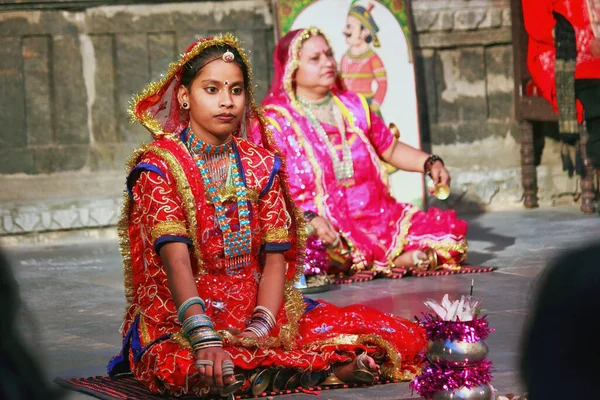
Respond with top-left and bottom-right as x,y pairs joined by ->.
238,330 -> 258,339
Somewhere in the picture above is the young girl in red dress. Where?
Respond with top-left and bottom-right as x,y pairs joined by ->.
107,34 -> 426,397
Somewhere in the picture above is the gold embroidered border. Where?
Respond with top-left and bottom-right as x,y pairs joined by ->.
119,145 -> 149,307
387,207 -> 419,263
139,313 -> 152,347
301,333 -> 413,381
171,330 -> 193,350
263,227 -> 290,243
146,144 -> 205,275
151,221 -> 188,243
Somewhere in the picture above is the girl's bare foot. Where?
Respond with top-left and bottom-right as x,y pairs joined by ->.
393,250 -> 429,270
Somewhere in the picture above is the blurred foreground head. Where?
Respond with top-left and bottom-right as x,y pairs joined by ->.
0,249 -> 63,399
521,242 -> 600,399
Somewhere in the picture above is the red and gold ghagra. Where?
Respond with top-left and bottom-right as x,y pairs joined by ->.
108,34 -> 426,397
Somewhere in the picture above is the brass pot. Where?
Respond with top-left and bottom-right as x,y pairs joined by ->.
432,384 -> 493,400
427,339 -> 488,366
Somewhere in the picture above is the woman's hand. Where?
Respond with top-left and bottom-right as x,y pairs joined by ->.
428,161 -> 451,190
195,347 -> 235,389
310,216 -> 339,247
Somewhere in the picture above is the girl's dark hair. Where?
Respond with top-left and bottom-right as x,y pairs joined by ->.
180,44 -> 250,90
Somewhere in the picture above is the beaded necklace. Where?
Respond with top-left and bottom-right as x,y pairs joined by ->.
184,128 -> 252,273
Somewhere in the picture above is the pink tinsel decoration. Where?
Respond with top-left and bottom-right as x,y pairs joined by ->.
418,314 -> 494,343
410,359 -> 493,399
304,236 -> 328,276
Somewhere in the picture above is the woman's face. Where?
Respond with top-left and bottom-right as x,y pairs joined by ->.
295,35 -> 337,94
178,59 -> 246,142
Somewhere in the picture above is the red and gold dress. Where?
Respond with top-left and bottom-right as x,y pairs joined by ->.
523,0 -> 600,120
107,34 -> 426,397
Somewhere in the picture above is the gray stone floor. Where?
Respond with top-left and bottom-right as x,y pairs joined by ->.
4,205 -> 599,399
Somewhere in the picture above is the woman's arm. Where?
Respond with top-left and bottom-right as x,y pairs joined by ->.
256,252 -> 286,316
381,139 -> 430,173
160,243 -> 205,319
382,141 -> 450,186
160,243 -> 233,389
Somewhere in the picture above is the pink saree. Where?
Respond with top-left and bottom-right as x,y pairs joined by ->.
252,28 -> 468,274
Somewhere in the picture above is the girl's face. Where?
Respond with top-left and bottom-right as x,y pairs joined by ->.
178,59 -> 246,143
295,35 -> 337,94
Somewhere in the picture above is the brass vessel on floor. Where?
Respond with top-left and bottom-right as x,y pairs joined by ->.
320,372 -> 344,386
250,369 -> 272,396
219,374 -> 245,396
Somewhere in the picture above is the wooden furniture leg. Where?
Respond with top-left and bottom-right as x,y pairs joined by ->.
579,125 -> 597,214
521,120 -> 539,208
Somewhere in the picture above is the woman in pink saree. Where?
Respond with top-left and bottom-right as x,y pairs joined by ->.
253,27 -> 468,281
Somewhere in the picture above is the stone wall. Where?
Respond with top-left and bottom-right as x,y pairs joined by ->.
0,0 -> 576,236
0,1 -> 275,235
412,0 -> 573,210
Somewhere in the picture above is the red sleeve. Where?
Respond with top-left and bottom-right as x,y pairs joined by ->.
131,169 -> 190,253
259,173 -> 291,252
522,0 -> 555,45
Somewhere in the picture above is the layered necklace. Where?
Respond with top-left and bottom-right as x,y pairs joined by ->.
297,94 -> 355,184
184,128 -> 252,273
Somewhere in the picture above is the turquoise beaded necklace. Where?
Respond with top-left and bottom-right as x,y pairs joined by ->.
184,128 -> 252,273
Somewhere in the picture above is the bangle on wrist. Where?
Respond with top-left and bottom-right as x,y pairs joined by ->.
303,210 -> 318,222
423,155 -> 444,177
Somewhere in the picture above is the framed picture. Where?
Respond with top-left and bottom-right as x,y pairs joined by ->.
273,0 -> 426,207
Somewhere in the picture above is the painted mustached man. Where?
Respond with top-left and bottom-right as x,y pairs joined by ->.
341,1 -> 387,118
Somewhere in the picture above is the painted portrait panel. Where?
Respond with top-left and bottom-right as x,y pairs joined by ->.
274,0 -> 425,206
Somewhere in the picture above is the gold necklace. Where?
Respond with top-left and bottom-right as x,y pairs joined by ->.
297,97 -> 355,183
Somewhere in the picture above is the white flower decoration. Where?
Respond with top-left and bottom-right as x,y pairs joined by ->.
424,294 -> 482,322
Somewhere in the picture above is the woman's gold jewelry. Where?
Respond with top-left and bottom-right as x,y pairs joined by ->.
297,95 -> 354,182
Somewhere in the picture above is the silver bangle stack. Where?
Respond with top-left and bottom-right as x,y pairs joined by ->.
178,297 -> 222,352
221,360 -> 235,377
243,306 -> 276,338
